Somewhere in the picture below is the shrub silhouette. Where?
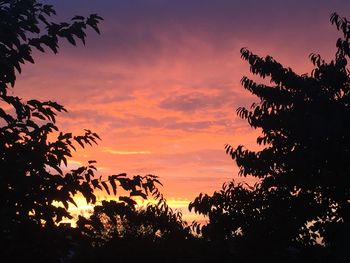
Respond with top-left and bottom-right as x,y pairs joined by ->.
73,195 -> 195,263
190,13 -> 350,263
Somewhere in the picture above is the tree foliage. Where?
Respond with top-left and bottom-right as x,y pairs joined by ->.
190,13 -> 350,262
76,175 -> 189,244
0,1 -> 170,262
74,190 -> 192,262
0,0 -> 102,91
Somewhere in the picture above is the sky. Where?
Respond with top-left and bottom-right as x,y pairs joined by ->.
15,0 -> 350,221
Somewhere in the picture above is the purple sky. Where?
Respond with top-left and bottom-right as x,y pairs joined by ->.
15,0 -> 350,220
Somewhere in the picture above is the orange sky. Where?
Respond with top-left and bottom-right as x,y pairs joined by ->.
14,0 -> 350,221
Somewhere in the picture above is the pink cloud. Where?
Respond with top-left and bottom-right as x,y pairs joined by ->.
14,0 -> 350,214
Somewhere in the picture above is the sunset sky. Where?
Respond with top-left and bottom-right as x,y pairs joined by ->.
15,0 -> 350,221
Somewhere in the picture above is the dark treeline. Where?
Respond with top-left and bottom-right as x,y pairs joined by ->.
1,1 -> 350,263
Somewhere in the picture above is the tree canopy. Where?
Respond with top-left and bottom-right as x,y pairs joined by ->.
190,12 -> 350,263
0,1 -> 178,262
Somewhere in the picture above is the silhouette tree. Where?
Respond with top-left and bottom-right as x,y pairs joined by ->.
73,191 -> 194,263
0,1 -> 164,262
77,191 -> 188,245
190,13 -> 350,262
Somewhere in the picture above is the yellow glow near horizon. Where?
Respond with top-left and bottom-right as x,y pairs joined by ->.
58,194 -> 202,227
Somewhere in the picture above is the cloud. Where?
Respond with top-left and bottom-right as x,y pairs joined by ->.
159,91 -> 235,112
159,92 -> 215,112
60,108 -> 233,132
102,148 -> 151,155
17,0 -> 350,207
46,0 -> 350,67
164,119 -> 230,131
